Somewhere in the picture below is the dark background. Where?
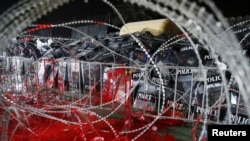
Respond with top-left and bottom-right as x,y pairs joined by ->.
1,0 -> 250,37
1,0 -> 250,22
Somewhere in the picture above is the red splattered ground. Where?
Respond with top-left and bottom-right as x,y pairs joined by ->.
3,109 -> 181,141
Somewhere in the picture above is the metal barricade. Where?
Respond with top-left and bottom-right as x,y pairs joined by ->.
0,56 -> 246,124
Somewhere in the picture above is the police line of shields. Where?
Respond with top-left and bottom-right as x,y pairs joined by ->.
0,56 -> 248,125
